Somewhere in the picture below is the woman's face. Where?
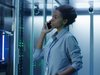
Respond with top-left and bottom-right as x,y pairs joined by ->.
51,10 -> 65,30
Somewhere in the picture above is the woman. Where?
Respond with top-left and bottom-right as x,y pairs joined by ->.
33,4 -> 83,75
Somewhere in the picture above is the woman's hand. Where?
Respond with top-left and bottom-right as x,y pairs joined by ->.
41,22 -> 53,34
37,22 -> 53,49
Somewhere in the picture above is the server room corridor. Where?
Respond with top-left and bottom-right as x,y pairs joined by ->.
0,0 -> 100,75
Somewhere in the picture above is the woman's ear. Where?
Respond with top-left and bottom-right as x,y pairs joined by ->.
63,19 -> 68,25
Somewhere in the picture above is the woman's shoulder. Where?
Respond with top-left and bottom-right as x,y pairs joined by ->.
64,31 -> 74,38
64,32 -> 78,44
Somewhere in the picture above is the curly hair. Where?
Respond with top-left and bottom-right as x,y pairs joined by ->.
55,4 -> 77,26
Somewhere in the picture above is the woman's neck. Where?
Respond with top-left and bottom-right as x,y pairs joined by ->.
57,26 -> 64,32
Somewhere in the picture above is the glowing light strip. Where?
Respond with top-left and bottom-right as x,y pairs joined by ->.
2,32 -> 5,61
75,3 -> 90,9
75,2 -> 100,9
